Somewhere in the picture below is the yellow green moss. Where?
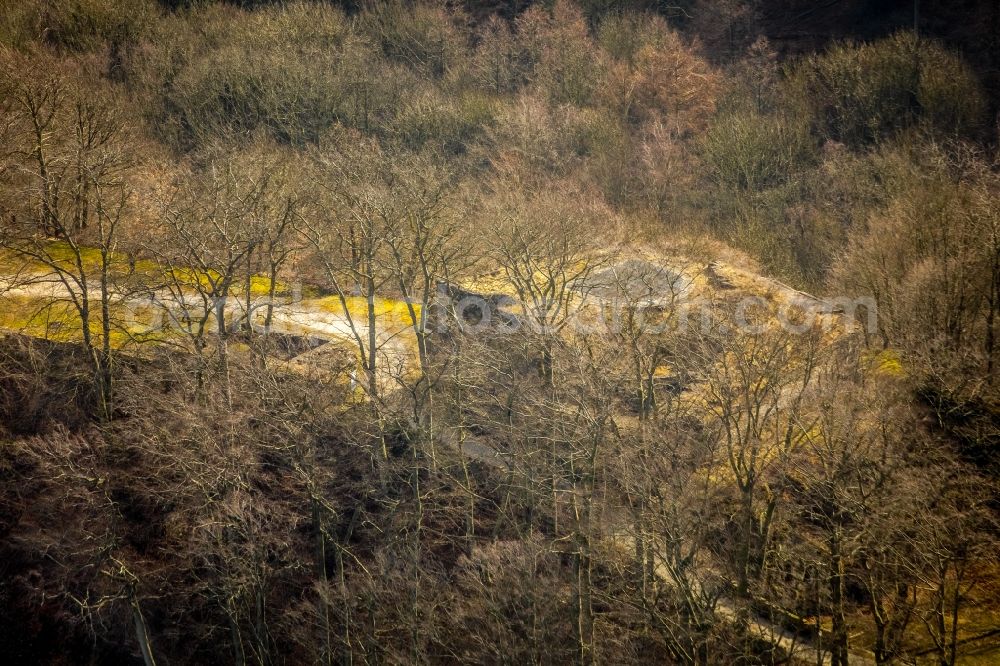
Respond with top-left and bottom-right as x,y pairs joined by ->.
864,348 -> 906,377
4,241 -> 292,299
314,295 -> 422,328
0,294 -> 172,348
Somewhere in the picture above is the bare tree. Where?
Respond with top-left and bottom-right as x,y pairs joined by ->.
490,187 -> 606,386
789,345 -> 908,665
0,55 -> 138,419
151,147 -> 297,403
697,314 -> 824,619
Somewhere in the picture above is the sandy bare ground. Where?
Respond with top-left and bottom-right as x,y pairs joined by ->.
0,271 -> 416,384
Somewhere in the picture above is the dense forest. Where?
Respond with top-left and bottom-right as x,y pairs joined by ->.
0,0 -> 998,664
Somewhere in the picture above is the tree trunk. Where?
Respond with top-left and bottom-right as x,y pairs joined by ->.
828,528 -> 849,666
130,596 -> 158,666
